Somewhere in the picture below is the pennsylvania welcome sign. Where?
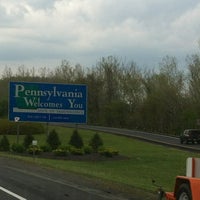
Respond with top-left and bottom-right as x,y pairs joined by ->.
9,82 -> 87,123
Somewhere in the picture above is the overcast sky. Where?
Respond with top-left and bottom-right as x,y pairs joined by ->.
0,0 -> 200,75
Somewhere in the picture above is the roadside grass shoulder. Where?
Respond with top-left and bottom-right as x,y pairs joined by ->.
1,126 -> 199,193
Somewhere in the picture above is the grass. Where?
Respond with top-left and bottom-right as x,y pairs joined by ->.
1,126 -> 200,193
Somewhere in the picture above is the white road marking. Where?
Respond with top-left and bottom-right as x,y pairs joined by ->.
6,166 -> 129,200
0,186 -> 27,200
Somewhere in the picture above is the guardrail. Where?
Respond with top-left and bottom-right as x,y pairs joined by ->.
52,123 -> 200,153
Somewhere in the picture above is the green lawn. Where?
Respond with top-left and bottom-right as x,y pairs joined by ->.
1,126 -> 199,193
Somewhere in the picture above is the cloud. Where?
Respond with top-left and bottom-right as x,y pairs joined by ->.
170,3 -> 200,47
0,0 -> 200,71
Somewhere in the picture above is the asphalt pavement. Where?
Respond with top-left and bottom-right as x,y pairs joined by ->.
0,156 -> 151,200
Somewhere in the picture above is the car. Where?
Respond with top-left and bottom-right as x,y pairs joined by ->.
180,129 -> 200,144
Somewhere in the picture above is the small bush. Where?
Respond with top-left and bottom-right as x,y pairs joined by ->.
0,135 -> 10,151
70,147 -> 84,155
23,134 -> 34,149
53,148 -> 69,156
11,143 -> 25,153
89,133 -> 103,153
69,129 -> 84,148
27,145 -> 42,155
58,145 -> 71,151
46,129 -> 61,150
40,144 -> 52,152
84,145 -> 93,154
99,147 -> 119,157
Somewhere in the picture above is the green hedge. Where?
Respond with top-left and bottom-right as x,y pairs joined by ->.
0,119 -> 44,135
11,143 -> 25,153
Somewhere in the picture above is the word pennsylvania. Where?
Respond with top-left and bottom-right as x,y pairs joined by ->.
14,84 -> 83,101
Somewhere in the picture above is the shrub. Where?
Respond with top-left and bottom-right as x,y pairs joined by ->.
89,133 -> 103,153
84,145 -> 93,154
99,147 -> 119,157
23,134 -> 34,149
69,129 -> 84,148
58,145 -> 71,151
53,148 -> 69,156
0,119 -> 16,135
0,119 -> 44,135
40,144 -> 52,152
19,122 -> 44,135
11,143 -> 25,153
0,135 -> 10,151
70,147 -> 84,155
46,129 -> 61,150
27,145 -> 42,155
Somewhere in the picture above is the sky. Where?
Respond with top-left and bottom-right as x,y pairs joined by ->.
0,0 -> 200,75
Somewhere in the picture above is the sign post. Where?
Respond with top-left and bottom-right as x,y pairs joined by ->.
14,116 -> 20,144
9,82 -> 87,124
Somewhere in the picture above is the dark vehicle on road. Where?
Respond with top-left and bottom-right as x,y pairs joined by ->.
180,129 -> 200,144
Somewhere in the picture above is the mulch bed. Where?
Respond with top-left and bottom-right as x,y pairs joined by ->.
14,152 -> 129,161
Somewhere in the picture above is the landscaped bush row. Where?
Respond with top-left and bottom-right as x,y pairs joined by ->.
0,129 -> 119,158
52,146 -> 119,157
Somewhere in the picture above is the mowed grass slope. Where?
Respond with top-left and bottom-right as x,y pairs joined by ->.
1,126 -> 199,193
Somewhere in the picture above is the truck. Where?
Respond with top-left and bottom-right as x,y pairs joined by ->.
180,129 -> 200,144
162,157 -> 200,200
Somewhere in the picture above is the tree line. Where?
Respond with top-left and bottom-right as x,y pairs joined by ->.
1,54 -> 200,136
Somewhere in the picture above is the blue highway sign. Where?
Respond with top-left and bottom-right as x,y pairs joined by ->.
9,82 -> 87,123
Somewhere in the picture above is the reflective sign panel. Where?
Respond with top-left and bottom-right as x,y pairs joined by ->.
9,82 -> 87,123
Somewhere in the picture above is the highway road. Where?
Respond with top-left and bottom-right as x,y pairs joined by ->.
0,157 -> 133,200
71,125 -> 200,153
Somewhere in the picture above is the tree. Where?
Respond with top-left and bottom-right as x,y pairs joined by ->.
89,133 -> 103,153
0,99 -> 8,117
86,69 -> 104,124
69,129 -> 84,148
23,134 -> 34,149
141,56 -> 184,134
119,62 -> 145,128
96,56 -> 122,126
46,129 -> 61,150
186,54 -> 200,128
187,54 -> 200,105
0,135 -> 10,151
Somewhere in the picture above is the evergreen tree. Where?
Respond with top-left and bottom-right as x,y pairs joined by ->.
23,134 -> 34,149
89,133 -> 103,152
0,135 -> 10,151
46,129 -> 61,150
69,129 -> 84,148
